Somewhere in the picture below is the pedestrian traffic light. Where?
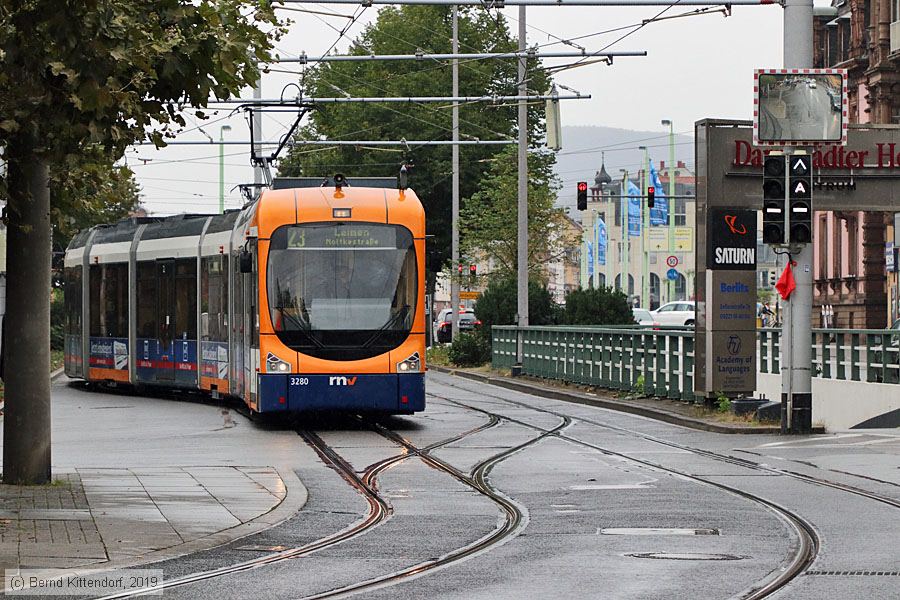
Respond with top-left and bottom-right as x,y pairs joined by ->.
788,155 -> 812,244
647,186 -> 655,209
762,155 -> 787,244
469,264 -> 477,277
577,181 -> 588,210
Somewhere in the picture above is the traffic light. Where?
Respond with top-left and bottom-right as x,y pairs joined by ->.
647,186 -> 655,209
458,264 -> 463,275
469,264 -> 477,277
577,181 -> 588,210
788,155 -> 812,244
762,155 -> 787,244
770,270 -> 777,287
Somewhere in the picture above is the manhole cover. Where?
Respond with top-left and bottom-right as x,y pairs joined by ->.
599,528 -> 719,536
626,552 -> 746,561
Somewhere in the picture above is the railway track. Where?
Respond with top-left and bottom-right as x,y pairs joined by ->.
428,385 -> 823,600
293,414 -> 571,599
96,412 -> 501,599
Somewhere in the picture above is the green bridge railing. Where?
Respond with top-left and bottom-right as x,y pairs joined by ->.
492,325 -> 900,399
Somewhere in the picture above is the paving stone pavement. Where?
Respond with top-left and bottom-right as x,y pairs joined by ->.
0,466 -> 285,573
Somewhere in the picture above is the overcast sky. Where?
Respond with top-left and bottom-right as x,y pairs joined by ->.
125,2 -> 799,215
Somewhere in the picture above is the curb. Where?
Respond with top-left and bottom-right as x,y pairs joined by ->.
18,465 -> 308,582
431,365 -> 784,434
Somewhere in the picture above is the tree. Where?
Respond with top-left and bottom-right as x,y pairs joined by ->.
51,148 -> 142,253
0,0 -> 281,484
474,277 -> 557,340
460,146 -> 573,278
561,287 -> 634,326
277,6 -> 551,291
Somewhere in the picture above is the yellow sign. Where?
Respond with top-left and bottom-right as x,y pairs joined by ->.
674,227 -> 693,252
459,291 -> 480,300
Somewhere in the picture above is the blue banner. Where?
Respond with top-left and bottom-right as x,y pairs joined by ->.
627,181 -> 641,237
586,240 -> 594,276
649,160 -> 669,226
595,218 -> 607,266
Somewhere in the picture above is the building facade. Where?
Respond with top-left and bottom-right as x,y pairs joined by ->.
580,160 -> 696,310
812,0 -> 899,327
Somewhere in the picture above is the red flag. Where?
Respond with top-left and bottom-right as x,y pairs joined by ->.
776,261 -> 797,300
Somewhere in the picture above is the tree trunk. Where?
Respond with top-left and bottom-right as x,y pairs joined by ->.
3,141 -> 52,485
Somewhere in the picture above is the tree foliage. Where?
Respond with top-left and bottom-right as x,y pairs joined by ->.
474,277 -> 558,337
561,287 -> 634,326
460,146 -> 571,277
0,0 -> 281,158
50,148 -> 141,252
277,6 -> 552,282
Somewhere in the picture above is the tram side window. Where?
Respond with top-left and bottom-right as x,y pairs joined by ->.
89,263 -> 128,338
201,255 -> 228,341
136,262 -> 157,338
64,266 -> 82,335
175,259 -> 197,340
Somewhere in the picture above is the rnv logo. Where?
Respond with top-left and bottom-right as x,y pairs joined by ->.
329,376 -> 358,386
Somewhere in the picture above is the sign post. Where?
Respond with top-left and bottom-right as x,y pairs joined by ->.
696,208 -> 757,398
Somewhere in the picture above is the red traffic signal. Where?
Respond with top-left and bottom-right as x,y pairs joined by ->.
647,186 -> 655,208
469,264 -> 477,276
577,181 -> 588,210
458,264 -> 463,274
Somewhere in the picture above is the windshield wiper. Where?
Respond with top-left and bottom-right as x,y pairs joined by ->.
275,308 -> 324,348
361,306 -> 410,349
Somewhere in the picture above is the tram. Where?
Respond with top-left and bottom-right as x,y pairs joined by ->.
62,176 -> 426,414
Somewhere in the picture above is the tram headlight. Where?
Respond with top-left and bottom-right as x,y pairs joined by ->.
265,352 -> 292,373
396,352 -> 421,373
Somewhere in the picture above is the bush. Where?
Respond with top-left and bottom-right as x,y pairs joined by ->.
561,286 -> 633,326
447,332 -> 491,367
50,289 -> 65,351
474,277 -> 558,338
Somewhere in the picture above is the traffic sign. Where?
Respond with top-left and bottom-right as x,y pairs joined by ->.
666,268 -> 679,281
666,255 -> 678,268
459,291 -> 480,300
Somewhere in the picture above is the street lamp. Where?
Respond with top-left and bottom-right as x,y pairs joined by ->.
619,168 -> 629,298
219,125 -> 232,214
638,145 -> 650,309
661,119 -> 676,301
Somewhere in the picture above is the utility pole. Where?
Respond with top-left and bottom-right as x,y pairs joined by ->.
253,80 -> 263,188
639,145 -> 649,308
662,119 -> 676,301
219,124 -> 232,213
782,0 -> 814,433
514,6 -> 529,371
451,5 -> 460,341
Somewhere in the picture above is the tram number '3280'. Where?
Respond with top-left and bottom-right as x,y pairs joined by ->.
290,377 -> 310,386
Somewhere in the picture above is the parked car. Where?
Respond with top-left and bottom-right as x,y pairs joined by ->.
434,309 -> 480,343
651,301 -> 696,327
632,308 -> 657,326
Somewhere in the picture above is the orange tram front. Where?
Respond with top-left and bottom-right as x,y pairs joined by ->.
62,177 -> 427,415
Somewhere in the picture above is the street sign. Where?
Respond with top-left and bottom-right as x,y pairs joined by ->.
666,268 -> 678,281
459,291 -> 480,300
666,255 -> 678,268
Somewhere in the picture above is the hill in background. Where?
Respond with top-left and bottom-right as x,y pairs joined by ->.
553,125 -> 695,212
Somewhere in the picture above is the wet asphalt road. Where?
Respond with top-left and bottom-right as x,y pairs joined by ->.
52,371 -> 900,599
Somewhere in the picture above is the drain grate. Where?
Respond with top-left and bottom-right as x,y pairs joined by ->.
806,571 -> 900,577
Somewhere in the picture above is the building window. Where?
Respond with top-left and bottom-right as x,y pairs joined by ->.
649,273 -> 660,310
675,273 -> 687,300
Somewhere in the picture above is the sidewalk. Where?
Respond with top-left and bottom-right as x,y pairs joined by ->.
0,375 -> 311,588
0,465 -> 299,574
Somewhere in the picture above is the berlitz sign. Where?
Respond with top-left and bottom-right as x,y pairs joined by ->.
734,140 -> 900,169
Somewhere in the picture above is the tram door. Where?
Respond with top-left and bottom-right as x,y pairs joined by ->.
156,259 -> 176,381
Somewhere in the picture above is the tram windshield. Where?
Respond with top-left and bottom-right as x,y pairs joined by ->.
267,222 -> 417,361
